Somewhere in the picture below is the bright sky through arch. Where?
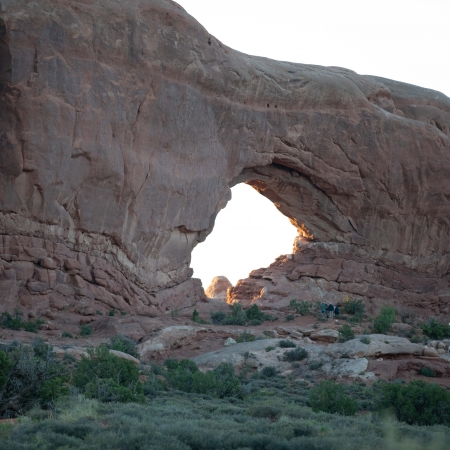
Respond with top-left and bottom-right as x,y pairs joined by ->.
177,0 -> 450,288
191,184 -> 297,287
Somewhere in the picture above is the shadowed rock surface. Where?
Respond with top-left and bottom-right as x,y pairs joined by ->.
0,0 -> 449,322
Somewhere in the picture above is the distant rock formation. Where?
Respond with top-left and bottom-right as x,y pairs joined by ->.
205,276 -> 232,300
0,0 -> 449,320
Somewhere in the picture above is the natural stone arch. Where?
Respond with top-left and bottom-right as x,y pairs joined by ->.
0,0 -> 449,320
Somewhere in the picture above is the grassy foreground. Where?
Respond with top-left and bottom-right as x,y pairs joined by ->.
1,374 -> 449,450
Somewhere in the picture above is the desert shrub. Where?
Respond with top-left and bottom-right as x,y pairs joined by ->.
227,303 -> 247,325
279,339 -> 296,348
373,306 -> 396,334
283,347 -> 308,362
360,336 -> 371,344
309,361 -> 324,371
341,297 -> 365,318
0,309 -> 44,333
210,311 -> 228,324
192,309 -> 209,324
289,299 -> 312,315
61,331 -> 73,338
420,318 -> 450,340
79,325 -> 91,336
0,340 -> 69,418
419,366 -> 435,377
286,314 -> 295,321
210,304 -> 275,327
310,380 -> 358,416
72,344 -> 144,403
236,330 -> 255,343
108,309 -> 115,316
163,360 -> 241,398
338,324 -> 354,342
265,346 -> 275,352
246,401 -> 283,420
261,366 -> 278,378
245,304 -> 265,322
108,335 -> 138,358
3,380 -> 450,450
379,380 -> 450,426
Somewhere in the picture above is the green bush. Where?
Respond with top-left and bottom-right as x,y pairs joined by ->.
192,309 -> 209,324
265,346 -> 275,352
342,297 -> 365,318
108,309 -> 115,316
236,330 -> 255,343
0,340 -> 69,418
72,344 -> 144,403
261,366 -> 278,378
338,324 -> 354,342
310,380 -> 358,416
108,335 -> 138,358
0,309 -> 44,333
380,380 -> 450,426
210,311 -> 227,324
419,366 -> 435,377
282,347 -> 308,362
420,318 -> 450,339
279,339 -> 296,348
286,314 -> 295,321
162,360 -> 241,398
373,306 -> 396,334
61,331 -> 73,338
210,303 -> 275,326
289,299 -> 312,315
79,325 -> 92,336
360,336 -> 371,344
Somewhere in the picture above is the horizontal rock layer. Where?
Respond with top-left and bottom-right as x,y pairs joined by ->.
0,0 -> 449,316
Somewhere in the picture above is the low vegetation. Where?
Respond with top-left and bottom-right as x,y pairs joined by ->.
108,334 -> 139,358
310,380 -> 358,416
211,303 -> 277,326
1,336 -> 450,449
191,309 -> 209,324
373,306 -> 397,334
341,296 -> 365,323
289,299 -> 312,316
338,324 -> 355,342
0,309 -> 44,333
282,346 -> 308,362
420,318 -> 450,339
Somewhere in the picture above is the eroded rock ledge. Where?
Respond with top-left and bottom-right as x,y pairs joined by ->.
0,0 -> 449,318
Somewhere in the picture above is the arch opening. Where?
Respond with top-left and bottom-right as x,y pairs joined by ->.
190,182 -> 298,297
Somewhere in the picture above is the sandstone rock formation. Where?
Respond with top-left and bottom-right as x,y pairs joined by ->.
205,276 -> 232,300
1,0 -> 450,321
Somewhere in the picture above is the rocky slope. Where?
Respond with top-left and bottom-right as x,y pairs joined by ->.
0,0 -> 449,323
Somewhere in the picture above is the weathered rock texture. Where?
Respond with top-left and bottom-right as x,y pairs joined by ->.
1,0 -> 450,319
205,276 -> 232,300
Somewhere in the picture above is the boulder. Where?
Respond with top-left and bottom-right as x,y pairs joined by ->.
137,326 -> 207,359
205,277 -> 232,300
310,329 -> 339,343
321,358 -> 369,379
423,347 -> 440,357
391,323 -> 413,333
224,337 -> 237,346
109,350 -> 141,365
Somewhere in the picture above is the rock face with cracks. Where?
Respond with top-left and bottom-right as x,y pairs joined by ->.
0,0 -> 450,320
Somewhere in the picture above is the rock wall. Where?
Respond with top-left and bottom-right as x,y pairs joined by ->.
0,0 -> 449,317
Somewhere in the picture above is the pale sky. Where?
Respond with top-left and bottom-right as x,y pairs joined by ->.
181,0 -> 450,288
